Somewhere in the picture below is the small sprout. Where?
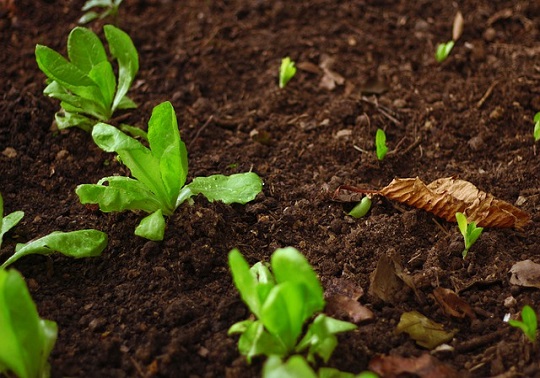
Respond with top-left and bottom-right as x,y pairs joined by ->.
533,112 -> 540,142
456,212 -> 483,258
279,57 -> 297,89
79,0 -> 123,25
348,196 -> 372,218
508,305 -> 537,343
375,128 -> 388,160
435,40 -> 455,63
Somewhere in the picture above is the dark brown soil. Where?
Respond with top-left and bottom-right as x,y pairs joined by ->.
2,0 -> 540,377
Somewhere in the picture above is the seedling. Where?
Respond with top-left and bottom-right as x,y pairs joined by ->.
375,128 -> 388,160
435,41 -> 454,63
0,268 -> 58,378
0,193 -> 24,249
79,0 -> 123,25
228,247 -> 356,363
348,196 -> 372,218
35,25 -> 138,132
508,305 -> 537,343
76,101 -> 263,241
263,355 -> 378,378
533,112 -> 540,142
279,57 -> 297,89
456,212 -> 483,258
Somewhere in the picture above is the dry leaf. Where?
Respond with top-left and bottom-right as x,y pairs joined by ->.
342,177 -> 530,230
369,353 -> 460,378
452,11 -> 464,41
324,277 -> 374,324
509,260 -> 540,288
319,54 -> 345,90
396,311 -> 455,349
296,61 -> 320,74
433,287 -> 475,319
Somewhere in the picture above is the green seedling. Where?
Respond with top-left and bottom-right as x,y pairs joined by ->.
263,355 -> 379,378
279,57 -> 297,89
375,128 -> 388,160
435,40 -> 455,63
349,196 -> 372,218
533,112 -> 540,142
76,101 -> 263,241
508,305 -> 537,343
0,268 -> 58,378
0,193 -> 24,249
228,247 -> 356,363
35,25 -> 138,132
456,212 -> 483,259
79,0 -> 124,25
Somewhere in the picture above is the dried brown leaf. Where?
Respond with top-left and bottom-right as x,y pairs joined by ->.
433,287 -> 475,319
452,11 -> 464,41
378,177 -> 530,230
396,311 -> 455,349
369,353 -> 460,378
324,277 -> 374,323
509,260 -> 540,288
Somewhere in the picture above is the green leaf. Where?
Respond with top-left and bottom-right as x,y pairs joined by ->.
455,212 -> 468,236
263,355 -> 317,378
88,61 -> 116,112
147,101 -> 187,209
229,249 -> 263,318
104,25 -> 139,111
134,209 -> 166,241
78,11 -> 100,25
0,193 -> 24,249
1,230 -> 108,268
435,41 -> 455,63
534,112 -> 540,142
279,57 -> 297,89
82,0 -> 113,11
76,176 -> 162,213
119,124 -> 148,141
348,196 -> 371,218
236,321 -> 287,363
509,305 -> 537,343
185,172 -> 263,205
0,269 -> 58,378
54,111 -> 94,132
117,95 -> 137,110
44,81 -> 106,121
375,128 -> 388,160
271,247 -> 325,318
67,27 -> 107,73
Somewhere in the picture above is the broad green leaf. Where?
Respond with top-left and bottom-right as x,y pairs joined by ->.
35,45 -> 105,105
76,176 -> 162,213
67,27 -> 107,73
228,319 -> 254,335
236,321 -> 287,363
396,311 -> 455,349
147,101 -> 187,208
263,355 -> 317,378
117,95 -> 137,110
1,230 -> 108,268
250,262 -> 276,305
104,25 -> 139,111
0,193 -> 24,249
134,209 -> 166,241
229,249 -> 263,318
44,81 -> 107,120
260,281 -> 307,351
88,61 -> 116,112
319,368 -> 378,378
185,172 -> 263,205
0,269 -> 58,378
55,111 -> 94,132
271,247 -> 325,317
119,124 -> 148,141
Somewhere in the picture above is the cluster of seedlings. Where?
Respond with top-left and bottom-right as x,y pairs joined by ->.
1,2 -> 539,378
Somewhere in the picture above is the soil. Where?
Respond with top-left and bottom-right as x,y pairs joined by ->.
1,0 -> 540,377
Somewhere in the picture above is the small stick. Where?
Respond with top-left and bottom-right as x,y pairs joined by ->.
188,115 -> 214,149
476,80 -> 499,109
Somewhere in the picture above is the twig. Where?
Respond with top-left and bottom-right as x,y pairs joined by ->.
188,115 -> 214,149
476,80 -> 499,109
360,96 -> 402,126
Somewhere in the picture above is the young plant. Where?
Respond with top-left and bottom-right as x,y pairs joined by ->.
279,57 -> 297,89
0,193 -> 24,249
228,247 -> 356,363
76,101 -> 263,241
35,24 -> 138,132
435,40 -> 455,63
0,268 -> 58,378
348,196 -> 372,218
456,212 -> 483,258
78,0 -> 124,25
508,305 -> 537,343
263,355 -> 378,378
375,128 -> 388,160
533,112 -> 540,142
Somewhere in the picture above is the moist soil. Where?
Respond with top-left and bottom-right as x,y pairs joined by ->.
2,0 -> 540,377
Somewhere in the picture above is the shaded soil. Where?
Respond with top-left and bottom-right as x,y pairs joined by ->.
2,0 -> 540,376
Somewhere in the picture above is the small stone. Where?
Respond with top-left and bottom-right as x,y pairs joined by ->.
483,27 -> 496,42
2,147 -> 17,158
489,106 -> 504,120
503,296 -> 517,308
55,149 -> 69,160
88,318 -> 107,332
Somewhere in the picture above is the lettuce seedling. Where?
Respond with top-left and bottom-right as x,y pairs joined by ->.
456,212 -> 483,259
263,355 -> 378,378
0,193 -> 24,249
508,305 -> 537,343
279,57 -> 297,89
79,0 -> 124,25
0,268 -> 58,378
533,112 -> 540,142
228,247 -> 356,363
76,101 -> 263,241
35,24 -> 138,132
435,41 -> 455,63
375,128 -> 388,160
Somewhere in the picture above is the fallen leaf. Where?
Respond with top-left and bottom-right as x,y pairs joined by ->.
296,61 -> 320,74
396,311 -> 455,349
432,287 -> 475,319
509,260 -> 540,288
369,353 -> 460,378
339,177 -> 530,230
324,277 -> 374,324
452,11 -> 464,41
319,54 -> 345,90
